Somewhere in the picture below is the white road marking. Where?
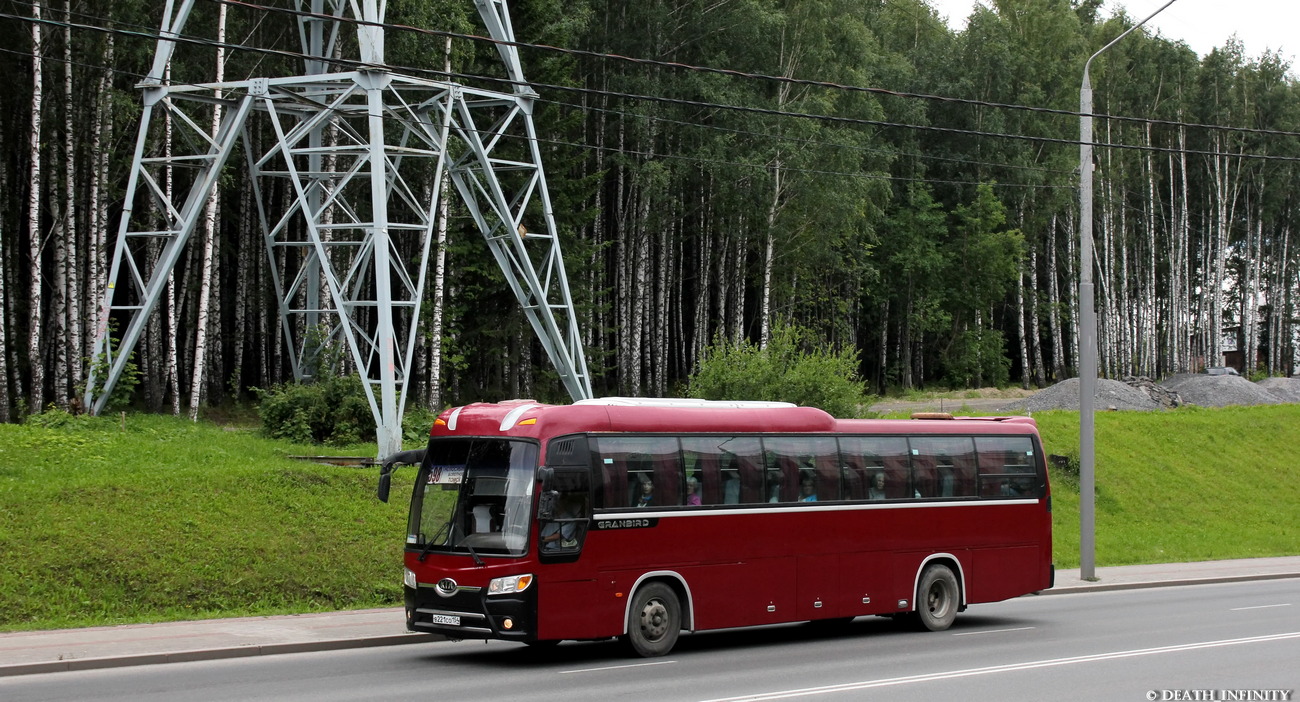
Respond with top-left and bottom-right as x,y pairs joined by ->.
559,660 -> 677,675
697,631 -> 1300,701
951,626 -> 1035,636
1230,603 -> 1292,611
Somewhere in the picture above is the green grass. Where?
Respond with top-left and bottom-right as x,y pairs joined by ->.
1,405 -> 1297,632
1033,405 -> 1300,568
0,412 -> 415,632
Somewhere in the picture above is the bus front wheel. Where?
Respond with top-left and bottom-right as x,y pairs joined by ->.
915,564 -> 959,631
626,582 -> 681,657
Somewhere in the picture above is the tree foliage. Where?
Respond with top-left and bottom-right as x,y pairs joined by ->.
1,0 -> 1298,426
688,324 -> 872,417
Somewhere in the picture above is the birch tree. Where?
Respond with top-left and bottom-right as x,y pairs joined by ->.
188,3 -> 227,421
27,0 -> 45,413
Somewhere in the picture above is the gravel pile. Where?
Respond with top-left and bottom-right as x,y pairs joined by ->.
997,378 -> 1162,412
1160,373 -> 1284,408
1121,375 -> 1183,408
1256,377 -> 1300,403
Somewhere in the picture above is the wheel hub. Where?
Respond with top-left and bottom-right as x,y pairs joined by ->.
640,599 -> 669,640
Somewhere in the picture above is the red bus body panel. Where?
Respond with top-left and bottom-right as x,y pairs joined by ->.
405,401 -> 1053,643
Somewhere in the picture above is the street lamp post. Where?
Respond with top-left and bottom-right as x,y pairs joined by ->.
1078,0 -> 1178,581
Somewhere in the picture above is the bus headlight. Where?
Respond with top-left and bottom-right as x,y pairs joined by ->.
487,574 -> 533,595
403,568 -> 418,590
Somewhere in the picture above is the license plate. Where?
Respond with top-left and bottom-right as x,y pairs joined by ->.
431,614 -> 461,626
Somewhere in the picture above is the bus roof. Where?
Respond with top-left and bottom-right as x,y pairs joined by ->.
430,399 -> 1039,439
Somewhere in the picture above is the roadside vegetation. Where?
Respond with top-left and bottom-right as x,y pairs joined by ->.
1,404 -> 1297,632
1032,406 -> 1300,568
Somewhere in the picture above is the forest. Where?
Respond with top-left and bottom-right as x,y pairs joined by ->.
1,0 -> 1298,423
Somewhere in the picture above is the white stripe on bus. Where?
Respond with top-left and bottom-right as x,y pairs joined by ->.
597,498 -> 1039,520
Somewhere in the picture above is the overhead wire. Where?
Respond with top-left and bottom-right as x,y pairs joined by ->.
4,5 -> 1300,173
219,0 -> 1300,141
0,7 -> 1090,188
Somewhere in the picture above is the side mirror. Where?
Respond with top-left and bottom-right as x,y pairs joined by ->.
537,466 -> 554,489
377,448 -> 426,503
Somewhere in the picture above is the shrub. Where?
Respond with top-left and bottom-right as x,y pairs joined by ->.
687,324 -> 874,418
255,374 -> 375,445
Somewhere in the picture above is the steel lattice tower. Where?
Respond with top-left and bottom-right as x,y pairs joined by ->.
83,0 -> 593,457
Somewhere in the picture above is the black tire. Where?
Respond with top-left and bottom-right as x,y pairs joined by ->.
915,564 -> 960,631
626,582 -> 681,657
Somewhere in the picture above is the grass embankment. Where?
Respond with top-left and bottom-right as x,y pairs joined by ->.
0,413 -> 414,632
1,405 -> 1297,632
1032,405 -> 1300,568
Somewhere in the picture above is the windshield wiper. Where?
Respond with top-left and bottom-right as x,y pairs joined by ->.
455,537 -> 486,567
418,521 -> 451,562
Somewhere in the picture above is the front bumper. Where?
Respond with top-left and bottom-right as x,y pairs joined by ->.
405,583 -> 539,642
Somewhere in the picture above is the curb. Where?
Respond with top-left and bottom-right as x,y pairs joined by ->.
0,633 -> 442,678
1039,571 -> 1300,596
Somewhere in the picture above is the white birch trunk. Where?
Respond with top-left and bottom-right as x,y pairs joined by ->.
1065,210 -> 1078,374
89,34 -> 112,368
730,228 -> 745,347
1177,128 -> 1191,371
0,221 -> 10,421
62,0 -> 81,404
428,157 -> 451,409
163,64 -> 180,415
27,0 -> 45,413
760,154 -> 781,349
632,183 -> 651,394
1046,216 -> 1064,381
1029,245 -> 1045,387
653,199 -> 671,396
232,169 -> 252,398
187,5 -> 227,421
691,174 -> 713,370
1016,266 -> 1029,389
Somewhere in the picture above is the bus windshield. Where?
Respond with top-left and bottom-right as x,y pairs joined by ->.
408,438 -> 537,558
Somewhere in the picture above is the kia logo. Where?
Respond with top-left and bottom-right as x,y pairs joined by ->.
435,578 -> 458,597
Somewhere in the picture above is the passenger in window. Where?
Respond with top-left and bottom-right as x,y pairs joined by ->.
686,476 -> 702,506
868,472 -> 887,500
636,479 -> 654,507
767,470 -> 784,503
1001,478 -> 1032,497
937,462 -> 954,497
800,477 -> 818,502
722,469 -> 740,504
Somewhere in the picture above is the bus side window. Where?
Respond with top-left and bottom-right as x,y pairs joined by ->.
976,437 -> 1038,497
654,450 -> 682,506
811,452 -> 841,501
689,452 -> 721,505
765,456 -> 798,502
602,458 -> 628,508
736,451 -> 765,504
911,450 -> 936,498
910,437 -> 976,498
627,453 -> 653,507
883,455 -> 909,499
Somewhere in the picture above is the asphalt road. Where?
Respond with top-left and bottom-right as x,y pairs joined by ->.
3,580 -> 1296,702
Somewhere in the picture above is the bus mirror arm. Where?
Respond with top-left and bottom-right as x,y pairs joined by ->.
377,449 -> 426,503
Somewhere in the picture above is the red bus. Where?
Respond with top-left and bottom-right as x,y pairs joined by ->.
378,398 -> 1053,656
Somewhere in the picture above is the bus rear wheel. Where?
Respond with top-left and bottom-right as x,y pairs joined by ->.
915,564 -> 960,631
626,582 -> 681,657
